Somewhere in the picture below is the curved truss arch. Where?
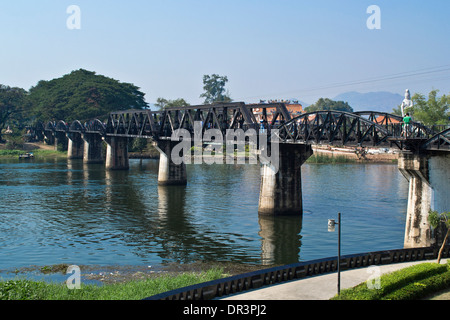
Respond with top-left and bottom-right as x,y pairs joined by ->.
354,111 -> 404,124
44,121 -> 56,132
69,120 -> 86,132
85,119 -> 106,135
273,111 -> 391,147
354,111 -> 435,138
55,120 -> 69,132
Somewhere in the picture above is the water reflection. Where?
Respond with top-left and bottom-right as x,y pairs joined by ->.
0,158 -> 409,270
258,215 -> 302,265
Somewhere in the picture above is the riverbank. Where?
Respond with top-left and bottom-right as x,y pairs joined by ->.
0,142 -> 67,158
3,260 -> 450,300
1,261 -> 271,285
0,266 -> 227,300
310,145 -> 399,164
0,141 -> 400,164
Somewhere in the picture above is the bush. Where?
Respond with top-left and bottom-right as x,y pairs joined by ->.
333,262 -> 450,300
383,270 -> 450,300
0,150 -> 22,156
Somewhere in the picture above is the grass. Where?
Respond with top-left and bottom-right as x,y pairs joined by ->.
332,261 -> 450,300
0,268 -> 226,300
3,262 -> 450,300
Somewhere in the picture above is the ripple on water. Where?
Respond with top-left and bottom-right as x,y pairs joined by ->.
0,159 -> 408,270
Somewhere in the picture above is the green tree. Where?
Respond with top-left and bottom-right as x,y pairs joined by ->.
305,98 -> 353,113
200,74 -> 232,104
428,210 -> 450,264
27,69 -> 148,122
0,85 -> 28,142
154,97 -> 190,110
410,90 -> 450,125
129,138 -> 148,154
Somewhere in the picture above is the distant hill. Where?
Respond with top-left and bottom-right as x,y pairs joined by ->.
333,91 -> 403,113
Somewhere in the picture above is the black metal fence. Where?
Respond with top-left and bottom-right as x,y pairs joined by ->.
144,245 -> 450,300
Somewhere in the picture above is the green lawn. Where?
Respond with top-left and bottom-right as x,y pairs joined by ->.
0,268 -> 225,300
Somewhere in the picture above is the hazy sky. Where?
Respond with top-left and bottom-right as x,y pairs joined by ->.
1,0 -> 450,105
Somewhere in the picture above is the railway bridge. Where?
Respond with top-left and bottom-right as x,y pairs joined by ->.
31,102 -> 450,248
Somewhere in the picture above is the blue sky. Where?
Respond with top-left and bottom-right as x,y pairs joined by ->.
1,0 -> 450,105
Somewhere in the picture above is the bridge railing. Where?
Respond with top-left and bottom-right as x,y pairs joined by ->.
421,128 -> 450,151
144,245 -> 450,300
384,123 -> 434,139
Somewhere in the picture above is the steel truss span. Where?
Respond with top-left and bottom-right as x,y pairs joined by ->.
34,103 -> 449,151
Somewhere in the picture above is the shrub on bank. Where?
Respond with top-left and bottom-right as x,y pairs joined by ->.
0,149 -> 66,158
332,261 -> 450,300
306,154 -> 355,164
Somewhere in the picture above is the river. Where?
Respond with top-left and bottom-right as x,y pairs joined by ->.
0,158 -> 408,276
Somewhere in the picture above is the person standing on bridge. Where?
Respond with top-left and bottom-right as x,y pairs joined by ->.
402,113 -> 412,137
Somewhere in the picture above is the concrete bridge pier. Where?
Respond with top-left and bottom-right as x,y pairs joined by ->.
54,131 -> 68,151
154,140 -> 187,186
105,136 -> 129,170
44,131 -> 55,146
82,133 -> 104,164
67,132 -> 84,159
258,143 -> 313,216
398,152 -> 450,248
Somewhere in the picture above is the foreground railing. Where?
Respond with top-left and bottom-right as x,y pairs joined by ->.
144,245 -> 450,300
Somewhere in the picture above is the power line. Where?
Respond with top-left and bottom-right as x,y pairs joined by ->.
235,65 -> 450,101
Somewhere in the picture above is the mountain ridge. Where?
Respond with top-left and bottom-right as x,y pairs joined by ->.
332,91 -> 403,113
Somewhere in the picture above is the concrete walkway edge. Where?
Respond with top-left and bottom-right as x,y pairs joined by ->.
221,259 -> 448,300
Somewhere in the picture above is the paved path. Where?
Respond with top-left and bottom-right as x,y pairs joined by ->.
221,259 -> 448,300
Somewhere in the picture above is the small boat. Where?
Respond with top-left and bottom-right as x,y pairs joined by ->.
19,153 -> 35,160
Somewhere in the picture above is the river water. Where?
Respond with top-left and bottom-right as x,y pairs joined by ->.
0,158 -> 409,274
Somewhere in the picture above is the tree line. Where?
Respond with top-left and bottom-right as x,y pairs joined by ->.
0,69 -> 149,142
0,70 -> 232,142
